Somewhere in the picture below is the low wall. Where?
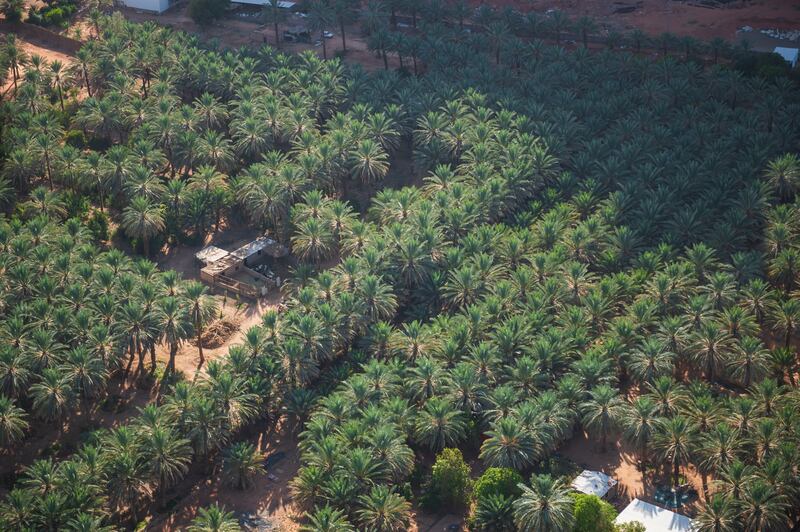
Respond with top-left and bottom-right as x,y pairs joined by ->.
0,22 -> 83,55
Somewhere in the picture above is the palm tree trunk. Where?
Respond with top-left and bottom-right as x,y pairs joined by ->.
673,461 -> 680,488
274,20 -> 280,48
197,325 -> 204,369
340,20 -> 347,52
321,32 -> 328,60
150,343 -> 157,372
168,342 -> 177,374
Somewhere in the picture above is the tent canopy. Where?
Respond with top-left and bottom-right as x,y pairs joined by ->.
774,47 -> 799,67
615,498 -> 694,532
570,470 -> 618,498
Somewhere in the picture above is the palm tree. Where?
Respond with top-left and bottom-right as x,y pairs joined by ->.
624,396 -> 658,468
653,416 -> 696,488
0,395 -> 28,448
121,196 -> 165,258
143,426 -> 192,505
694,495 -> 739,532
472,493 -> 516,532
356,485 -> 410,532
581,384 -> 626,452
262,0 -> 288,47
301,505 -> 355,531
769,298 -> 800,348
292,218 -> 335,266
29,368 -> 73,432
155,296 -> 192,375
188,504 -> 241,532
184,281 -> 217,369
727,336 -> 768,387
764,153 -> 799,202
413,396 -> 466,451
480,416 -> 539,470
739,481 -> 789,531
513,474 -> 574,532
222,442 -> 264,490
691,321 -> 732,383
308,0 -> 334,60
349,139 -> 389,186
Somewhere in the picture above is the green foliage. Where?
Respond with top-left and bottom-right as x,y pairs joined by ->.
423,448 -> 472,511
26,0 -> 78,27
0,0 -> 24,21
86,209 -> 110,241
188,0 -> 229,26
571,493 -> 617,532
473,467 -> 523,502
615,522 -> 646,532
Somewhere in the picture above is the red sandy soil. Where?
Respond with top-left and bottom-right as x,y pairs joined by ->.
561,430 -> 707,512
149,419 -> 302,531
154,224 -> 284,377
121,6 -> 401,71
0,384 -> 153,495
486,0 -> 800,41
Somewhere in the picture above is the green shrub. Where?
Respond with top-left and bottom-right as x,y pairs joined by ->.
86,210 -> 110,241
616,522 -> 646,532
572,493 -> 617,532
473,467 -> 523,502
1,0 -> 25,21
188,0 -> 229,26
423,448 -> 472,511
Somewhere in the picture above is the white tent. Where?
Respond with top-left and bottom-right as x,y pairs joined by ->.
615,498 -> 694,532
570,470 -> 618,499
774,47 -> 799,68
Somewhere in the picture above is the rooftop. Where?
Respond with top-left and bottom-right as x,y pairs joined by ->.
571,470 -> 618,498
231,236 -> 289,260
615,499 -> 694,532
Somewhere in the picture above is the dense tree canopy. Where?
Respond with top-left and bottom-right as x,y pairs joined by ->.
0,4 -> 799,531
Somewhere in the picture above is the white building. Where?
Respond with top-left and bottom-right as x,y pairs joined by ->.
570,470 -> 618,499
615,498 -> 694,532
118,0 -> 172,13
773,47 -> 799,68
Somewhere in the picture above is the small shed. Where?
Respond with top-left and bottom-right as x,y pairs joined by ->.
231,236 -> 288,264
571,470 -> 618,499
195,245 -> 230,265
614,499 -> 694,532
774,47 -> 799,68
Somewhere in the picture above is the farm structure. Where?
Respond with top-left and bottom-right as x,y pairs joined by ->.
196,237 -> 288,299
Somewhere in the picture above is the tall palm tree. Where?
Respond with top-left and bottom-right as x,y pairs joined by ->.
356,485 -> 410,532
624,396 -> 658,469
580,384 -> 626,452
183,281 -> 217,369
694,495 -> 739,532
187,504 -> 241,532
764,153 -> 799,203
222,442 -> 264,490
121,196 -> 165,258
413,396 -> 466,451
480,416 -> 539,470
513,474 -> 574,532
301,505 -> 355,531
143,426 -> 192,505
653,415 -> 696,488
0,395 -> 28,448
155,296 -> 192,375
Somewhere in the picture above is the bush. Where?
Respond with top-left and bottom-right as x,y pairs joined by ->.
423,448 -> 472,511
572,493 -> 617,532
188,0 -> 229,26
0,0 -> 24,21
86,210 -> 110,241
616,522 -> 646,532
473,467 -> 523,502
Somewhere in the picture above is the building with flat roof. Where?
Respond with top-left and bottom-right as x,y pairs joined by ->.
615,499 -> 694,532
